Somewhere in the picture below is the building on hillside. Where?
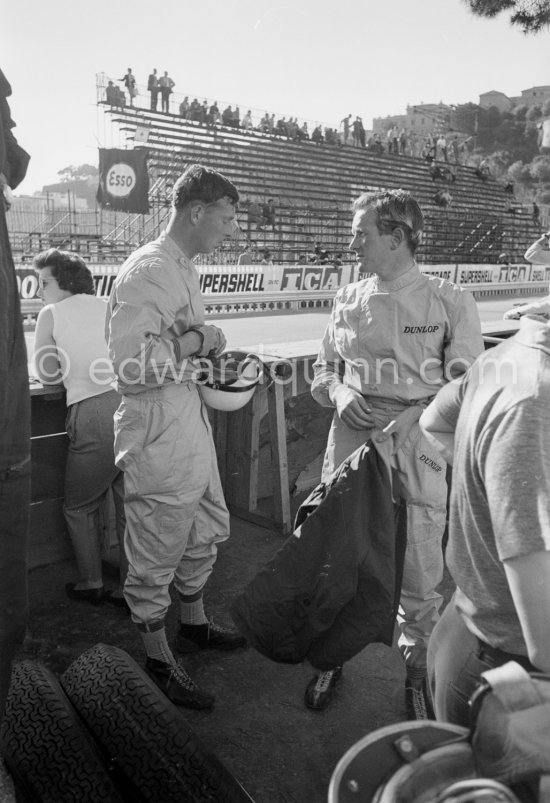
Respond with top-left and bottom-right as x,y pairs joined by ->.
478,91 -> 513,112
518,85 -> 550,106
479,85 -> 550,111
373,103 -> 453,139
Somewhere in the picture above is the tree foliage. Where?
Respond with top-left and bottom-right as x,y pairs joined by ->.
463,0 -> 550,32
57,163 -> 98,182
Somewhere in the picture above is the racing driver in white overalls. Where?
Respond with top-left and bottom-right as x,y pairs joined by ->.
307,189 -> 484,718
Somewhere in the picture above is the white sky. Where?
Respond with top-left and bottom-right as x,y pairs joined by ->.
3,0 -> 550,194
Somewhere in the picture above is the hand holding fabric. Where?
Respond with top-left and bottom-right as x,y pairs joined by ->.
329,385 -> 376,430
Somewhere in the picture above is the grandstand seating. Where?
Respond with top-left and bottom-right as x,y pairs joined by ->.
102,102 -> 542,265
9,99 -> 541,266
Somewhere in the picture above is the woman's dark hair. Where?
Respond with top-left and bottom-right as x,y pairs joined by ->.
33,249 -> 95,295
172,164 -> 239,209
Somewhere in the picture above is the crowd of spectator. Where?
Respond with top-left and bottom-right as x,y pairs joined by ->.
104,72 -> 472,167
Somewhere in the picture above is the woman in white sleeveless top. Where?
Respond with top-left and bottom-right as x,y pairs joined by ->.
33,249 -> 128,608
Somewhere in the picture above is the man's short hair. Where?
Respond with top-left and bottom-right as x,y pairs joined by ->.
33,249 -> 95,295
172,164 -> 239,210
353,189 -> 423,254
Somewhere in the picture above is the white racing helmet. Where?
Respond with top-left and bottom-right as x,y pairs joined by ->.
198,351 -> 263,412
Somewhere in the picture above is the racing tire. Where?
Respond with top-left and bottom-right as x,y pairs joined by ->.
61,643 -> 254,803
0,660 -> 124,803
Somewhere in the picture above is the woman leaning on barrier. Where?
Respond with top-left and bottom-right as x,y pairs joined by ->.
33,249 -> 128,609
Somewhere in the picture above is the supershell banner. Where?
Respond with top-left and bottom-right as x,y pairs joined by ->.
198,264 -> 354,294
96,148 -> 150,214
16,263 -> 546,305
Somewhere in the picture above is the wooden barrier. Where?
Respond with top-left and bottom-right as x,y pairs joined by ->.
27,322 -> 520,568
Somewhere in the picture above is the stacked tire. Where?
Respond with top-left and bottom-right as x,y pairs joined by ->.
1,643 -> 254,803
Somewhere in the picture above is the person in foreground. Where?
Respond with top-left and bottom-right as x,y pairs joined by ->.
105,164 -> 246,711
309,189 -> 483,717
420,314 -> 550,726
33,250 -> 128,606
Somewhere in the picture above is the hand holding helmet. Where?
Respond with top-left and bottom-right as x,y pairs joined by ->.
198,351 -> 263,411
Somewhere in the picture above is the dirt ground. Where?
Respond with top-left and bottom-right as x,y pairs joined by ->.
7,514 -> 453,803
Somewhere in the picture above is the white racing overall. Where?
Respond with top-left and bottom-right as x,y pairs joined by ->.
312,264 -> 484,670
106,233 -> 230,625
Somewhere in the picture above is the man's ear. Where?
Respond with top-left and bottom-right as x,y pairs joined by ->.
390,226 -> 405,250
189,201 -> 204,225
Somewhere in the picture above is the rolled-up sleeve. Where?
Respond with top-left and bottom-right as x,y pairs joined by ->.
444,289 -> 484,379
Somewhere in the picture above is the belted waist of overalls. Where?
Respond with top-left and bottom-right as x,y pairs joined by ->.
360,394 -> 435,428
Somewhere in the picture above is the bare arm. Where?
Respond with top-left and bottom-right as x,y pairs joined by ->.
419,380 -> 464,465
419,405 -> 455,465
33,306 -> 64,384
503,550 -> 550,671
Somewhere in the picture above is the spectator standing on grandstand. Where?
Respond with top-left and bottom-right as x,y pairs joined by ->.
179,96 -> 190,118
420,319 -> 550,726
532,201 -> 541,226
399,128 -> 408,155
421,139 -> 432,162
287,118 -> 298,141
436,134 -> 448,162
159,71 -> 175,113
33,250 -> 128,608
105,164 -> 246,711
115,86 -> 126,108
358,118 -> 366,148
209,101 -> 220,124
242,110 -> 253,130
340,114 -> 352,145
237,244 -> 256,265
307,189 -> 483,717
262,198 -> 276,231
120,68 -> 137,107
189,98 -> 201,121
352,117 -> 363,148
260,249 -> 273,265
276,117 -> 288,138
222,105 -> 233,127
451,135 -> 460,164
312,125 -> 323,144
105,81 -> 119,106
391,125 -> 400,155
247,199 -> 264,233
147,69 -> 159,111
